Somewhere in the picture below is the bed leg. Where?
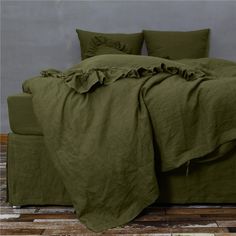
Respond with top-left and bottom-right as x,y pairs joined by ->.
12,206 -> 21,209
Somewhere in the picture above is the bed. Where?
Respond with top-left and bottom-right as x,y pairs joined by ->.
7,53 -> 236,232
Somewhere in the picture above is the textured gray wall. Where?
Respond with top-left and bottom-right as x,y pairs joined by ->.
1,0 -> 236,133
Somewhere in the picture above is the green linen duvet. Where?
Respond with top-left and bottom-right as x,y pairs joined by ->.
22,55 -> 236,231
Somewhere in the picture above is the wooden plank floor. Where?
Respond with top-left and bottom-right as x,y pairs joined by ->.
1,134 -> 236,235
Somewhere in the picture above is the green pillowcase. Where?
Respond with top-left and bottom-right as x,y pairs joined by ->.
76,29 -> 143,60
144,29 -> 210,60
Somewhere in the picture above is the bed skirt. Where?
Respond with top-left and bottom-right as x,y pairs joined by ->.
7,133 -> 236,206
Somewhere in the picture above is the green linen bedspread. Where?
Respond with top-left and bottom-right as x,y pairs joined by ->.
22,55 -> 236,231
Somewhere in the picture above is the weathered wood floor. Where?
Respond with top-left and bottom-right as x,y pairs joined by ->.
1,134 -> 236,235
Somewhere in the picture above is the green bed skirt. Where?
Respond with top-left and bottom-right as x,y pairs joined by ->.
7,133 -> 236,206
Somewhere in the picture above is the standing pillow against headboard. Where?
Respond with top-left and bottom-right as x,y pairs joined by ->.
76,29 -> 144,60
143,29 -> 210,60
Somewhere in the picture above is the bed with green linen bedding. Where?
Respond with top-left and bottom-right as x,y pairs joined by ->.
7,54 -> 236,232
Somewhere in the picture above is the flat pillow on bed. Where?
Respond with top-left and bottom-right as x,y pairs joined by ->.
143,29 -> 210,60
76,29 -> 143,60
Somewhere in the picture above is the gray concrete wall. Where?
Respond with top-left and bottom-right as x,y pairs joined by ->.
1,0 -> 236,133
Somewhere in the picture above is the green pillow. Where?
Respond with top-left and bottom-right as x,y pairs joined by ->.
144,29 -> 210,60
76,29 -> 143,60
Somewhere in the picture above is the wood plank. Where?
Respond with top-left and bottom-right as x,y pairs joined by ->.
113,234 -> 172,236
134,214 -> 202,222
43,227 -> 229,234
0,214 -> 20,220
0,158 -> 7,165
200,214 -> 236,220
0,147 -> 7,154
130,227 -> 229,233
217,220 -> 236,227
0,201 -> 11,207
19,213 -> 77,221
129,220 -> 218,228
37,206 -> 75,214
0,228 -> 44,235
0,134 -> 8,144
0,206 -> 37,214
42,229 -> 95,235
172,234 -> 214,236
166,208 -> 236,215
215,234 -> 236,236
0,222 -> 93,234
33,219 -> 78,222
0,171 -> 6,177
156,205 -> 236,208
0,213 -> 77,222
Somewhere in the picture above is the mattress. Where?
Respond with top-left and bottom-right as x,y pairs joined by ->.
7,93 -> 42,135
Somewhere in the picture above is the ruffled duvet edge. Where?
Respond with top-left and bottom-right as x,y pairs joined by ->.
40,62 -> 206,94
